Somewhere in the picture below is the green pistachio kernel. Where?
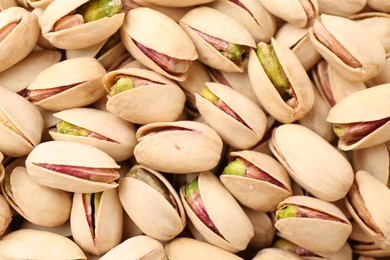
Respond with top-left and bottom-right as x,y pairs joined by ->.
94,192 -> 102,219
223,159 -> 246,177
332,125 -> 344,138
185,179 -> 199,200
200,87 -> 219,104
109,76 -> 134,96
4,175 -> 12,198
221,44 -> 247,63
273,238 -> 296,251
77,0 -> 122,23
57,121 -> 90,137
276,205 -> 298,220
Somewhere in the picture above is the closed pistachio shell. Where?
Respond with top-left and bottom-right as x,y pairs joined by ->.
252,248 -> 302,260
244,207 -> 275,249
317,0 -> 366,16
25,141 -> 120,193
366,53 -> 390,87
134,121 -> 223,174
0,229 -> 86,259
0,0 -> 16,11
100,235 -> 167,260
0,195 -> 11,236
367,0 -> 390,13
270,124 -> 354,201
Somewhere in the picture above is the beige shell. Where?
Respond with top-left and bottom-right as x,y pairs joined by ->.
0,87 -> 44,157
27,57 -> 107,112
309,14 -> 386,82
367,0 -> 390,13
165,237 -> 243,260
209,0 -> 276,43
0,7 -> 39,72
317,0 -> 366,16
345,170 -> 390,249
71,188 -> 123,256
122,212 -> 143,240
0,229 -> 86,259
27,0 -> 53,9
119,165 -> 185,241
20,220 -> 72,238
121,7 -> 197,82
327,83 -> 390,150
275,195 -> 352,254
180,172 -> 254,253
366,53 -> 390,87
220,150 -> 291,212
41,0 -> 125,49
134,121 -> 223,174
244,207 -> 275,249
275,23 -> 322,71
103,68 -> 186,124
179,6 -> 255,73
50,108 -> 137,162
252,248 -> 302,260
248,38 -> 315,123
25,141 -> 120,193
270,124 -> 354,201
130,1 -> 193,22
139,0 -> 213,7
0,0 -> 16,11
32,7 -> 57,50
2,167 -> 72,227
100,235 -> 167,260
0,195 -> 11,236
0,153 -> 4,183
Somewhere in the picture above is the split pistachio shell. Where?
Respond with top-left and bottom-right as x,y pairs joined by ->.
100,235 -> 166,260
2,167 -> 72,227
309,14 -> 386,82
180,172 -> 254,253
71,188 -> 123,256
103,68 -> 186,124
327,83 -> 390,150
367,0 -> 390,13
252,248 -> 302,260
366,53 -> 390,86
0,195 -> 11,236
25,141 -> 120,193
41,0 -> 125,49
27,0 -> 53,9
209,0 -> 276,43
270,124 -> 354,201
141,0 -> 213,7
244,207 -> 275,249
121,7 -> 197,82
345,170 -> 390,249
275,195 -> 352,254
0,87 -> 44,157
0,7 -> 39,72
165,237 -> 243,260
27,57 -> 106,111
50,108 -> 137,162
118,165 -> 186,241
317,0 -> 366,16
248,38 -> 315,123
134,121 -> 223,174
0,229 -> 86,259
180,6 -> 256,73
195,82 -> 267,149
220,150 -> 292,212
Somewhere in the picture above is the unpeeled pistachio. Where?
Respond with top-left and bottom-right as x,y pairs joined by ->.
317,0 -> 366,16
309,14 -> 386,82
180,6 -> 255,73
220,150 -> 291,212
327,83 -> 390,151
270,124 -> 354,201
367,0 -> 390,13
119,165 -> 186,241
25,141 -> 120,193
252,248 -> 302,260
244,207 -> 275,249
27,0 -> 53,9
0,194 -> 11,236
366,53 -> 390,87
275,195 -> 352,254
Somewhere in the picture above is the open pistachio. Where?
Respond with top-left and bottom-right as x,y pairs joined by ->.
327,83 -> 390,151
180,6 -> 255,73
220,150 -> 291,212
309,14 -> 386,82
367,0 -> 390,13
253,248 -> 302,260
317,0 -> 366,16
275,195 -> 352,254
41,0 -> 125,49
248,38 -> 314,123
0,194 -> 11,236
25,141 -> 120,193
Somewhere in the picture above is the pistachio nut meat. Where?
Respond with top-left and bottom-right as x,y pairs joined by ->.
41,0 -> 125,49
25,141 -> 120,193
0,194 -> 11,236
345,170 -> 390,249
317,0 -> 366,16
367,0 -> 390,13
27,57 -> 107,112
275,195 -> 352,254
248,38 -> 314,123
0,87 -> 44,157
180,172 -> 254,253
327,83 -> 390,151
134,121 -> 223,174
180,6 -> 256,73
270,124 -> 354,201
220,150 -> 292,212
252,248 -> 302,260
0,7 -> 39,72
195,82 -> 267,149
309,14 -> 386,82
71,188 -> 123,256
103,67 -> 186,124
49,108 -> 137,162
0,229 -> 86,259
121,7 -> 198,82
2,166 -> 72,227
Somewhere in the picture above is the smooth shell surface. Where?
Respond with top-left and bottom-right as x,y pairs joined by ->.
0,195 -> 11,236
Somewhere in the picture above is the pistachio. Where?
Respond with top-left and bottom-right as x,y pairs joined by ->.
244,207 -> 275,249
0,195 -> 11,236
367,0 -> 390,13
253,248 -> 302,260
317,0 -> 366,16
138,0 -> 214,7
76,0 -> 121,23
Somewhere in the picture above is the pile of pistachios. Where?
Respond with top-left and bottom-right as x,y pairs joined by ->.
0,0 -> 389,259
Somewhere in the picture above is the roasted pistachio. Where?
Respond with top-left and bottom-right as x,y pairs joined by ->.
252,248 -> 302,260
0,194 -> 11,236
317,0 -> 366,16
244,207 -> 275,249
367,0 -> 390,13
366,53 -> 390,87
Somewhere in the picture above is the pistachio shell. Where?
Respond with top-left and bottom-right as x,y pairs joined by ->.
270,124 -> 354,201
367,0 -> 390,13
244,207 -> 275,249
252,248 -> 302,260
317,0 -> 366,16
0,195 -> 11,236
27,0 -> 53,9
366,53 -> 390,86
0,229 -> 86,259
20,220 -> 72,238
134,121 -> 223,174
122,212 -> 143,240
25,141 -> 120,193
0,0 -> 16,11
139,0 -> 213,7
